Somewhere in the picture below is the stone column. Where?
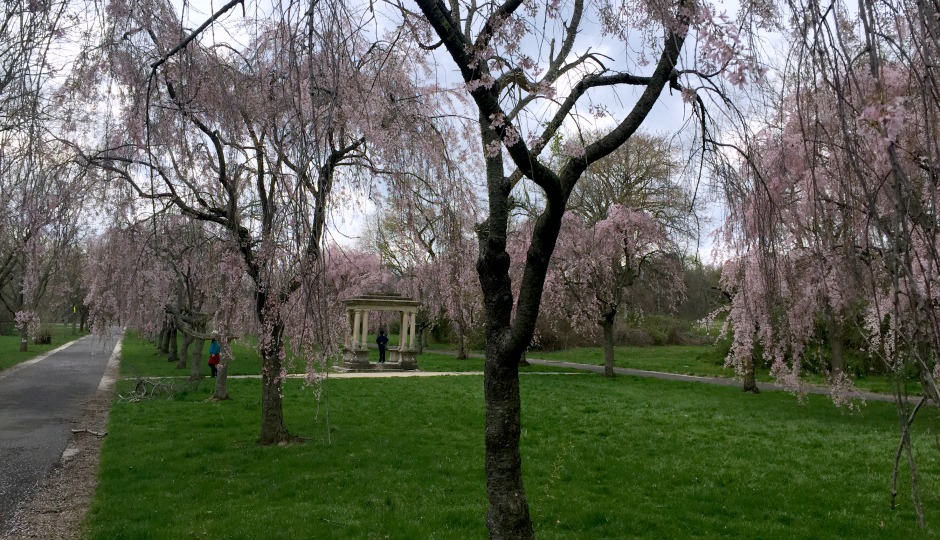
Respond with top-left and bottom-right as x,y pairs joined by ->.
360,311 -> 370,349
400,311 -> 407,351
399,310 -> 419,370
351,310 -> 361,349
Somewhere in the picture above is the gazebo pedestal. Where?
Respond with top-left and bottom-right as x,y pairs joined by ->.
397,348 -> 418,370
338,347 -> 419,372
342,348 -> 371,369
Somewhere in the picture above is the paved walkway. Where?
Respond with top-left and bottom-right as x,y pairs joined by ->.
0,330 -> 121,533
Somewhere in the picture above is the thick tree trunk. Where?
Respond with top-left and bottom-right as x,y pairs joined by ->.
742,355 -> 759,393
259,316 -> 291,445
159,322 -> 171,354
416,326 -> 425,354
211,354 -> 231,401
457,325 -> 469,360
601,314 -> 616,378
177,333 -> 194,369
484,344 -> 535,540
190,338 -> 205,381
827,316 -> 844,377
167,327 -> 179,363
79,309 -> 87,333
19,327 -> 28,352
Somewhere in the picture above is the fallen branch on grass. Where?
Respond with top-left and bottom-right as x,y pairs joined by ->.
70,428 -> 107,437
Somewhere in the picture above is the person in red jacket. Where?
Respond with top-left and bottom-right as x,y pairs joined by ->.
208,337 -> 221,377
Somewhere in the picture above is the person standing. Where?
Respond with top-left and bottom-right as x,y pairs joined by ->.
208,337 -> 221,377
376,329 -> 389,364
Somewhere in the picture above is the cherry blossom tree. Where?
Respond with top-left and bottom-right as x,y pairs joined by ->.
0,0 -> 96,350
716,0 -> 940,523
400,0 -> 769,534
0,151 -> 88,351
541,206 -> 684,377
372,158 -> 483,356
79,0 -> 455,444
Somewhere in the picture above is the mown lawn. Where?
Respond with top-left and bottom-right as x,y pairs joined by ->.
418,352 -> 582,373
0,325 -> 89,371
532,345 -> 728,376
531,345 -> 923,396
84,335 -> 940,539
122,333 -> 579,377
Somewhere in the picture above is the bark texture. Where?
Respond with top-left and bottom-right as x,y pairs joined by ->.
602,314 -> 616,378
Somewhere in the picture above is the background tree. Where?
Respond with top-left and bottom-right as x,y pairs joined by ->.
540,206 -> 685,377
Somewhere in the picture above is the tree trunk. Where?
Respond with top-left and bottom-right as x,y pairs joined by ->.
484,345 -> 535,539
190,338 -> 205,381
211,354 -> 231,401
827,316 -> 844,377
178,333 -> 194,369
742,354 -> 759,393
258,314 -> 291,445
167,327 -> 179,363
79,308 -> 87,333
457,325 -> 469,360
19,327 -> 28,352
601,314 -> 616,378
159,322 -> 171,354
415,326 -> 425,354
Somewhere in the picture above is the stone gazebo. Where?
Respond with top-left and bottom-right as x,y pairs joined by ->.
340,293 -> 422,371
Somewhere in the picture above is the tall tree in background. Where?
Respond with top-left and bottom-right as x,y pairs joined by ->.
404,0 -> 768,535
567,131 -> 694,232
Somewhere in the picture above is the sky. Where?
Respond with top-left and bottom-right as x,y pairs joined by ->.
125,0 -> 731,262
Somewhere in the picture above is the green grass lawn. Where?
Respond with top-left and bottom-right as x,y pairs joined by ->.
119,334 -> 269,378
0,325 -> 89,371
84,335 -> 940,539
418,352 -> 583,373
123,334 -> 580,377
531,345 -> 923,396
128,333 -> 925,398
532,345 -> 729,377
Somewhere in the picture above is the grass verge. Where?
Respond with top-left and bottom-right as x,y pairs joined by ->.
0,325 -> 89,371
531,345 -> 924,396
84,335 -> 940,539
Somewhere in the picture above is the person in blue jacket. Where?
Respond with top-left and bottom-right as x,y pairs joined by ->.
376,329 -> 389,363
208,337 -> 221,377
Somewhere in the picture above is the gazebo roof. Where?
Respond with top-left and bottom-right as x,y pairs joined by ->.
341,293 -> 421,310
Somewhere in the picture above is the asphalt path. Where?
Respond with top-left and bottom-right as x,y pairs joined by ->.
0,329 -> 121,533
